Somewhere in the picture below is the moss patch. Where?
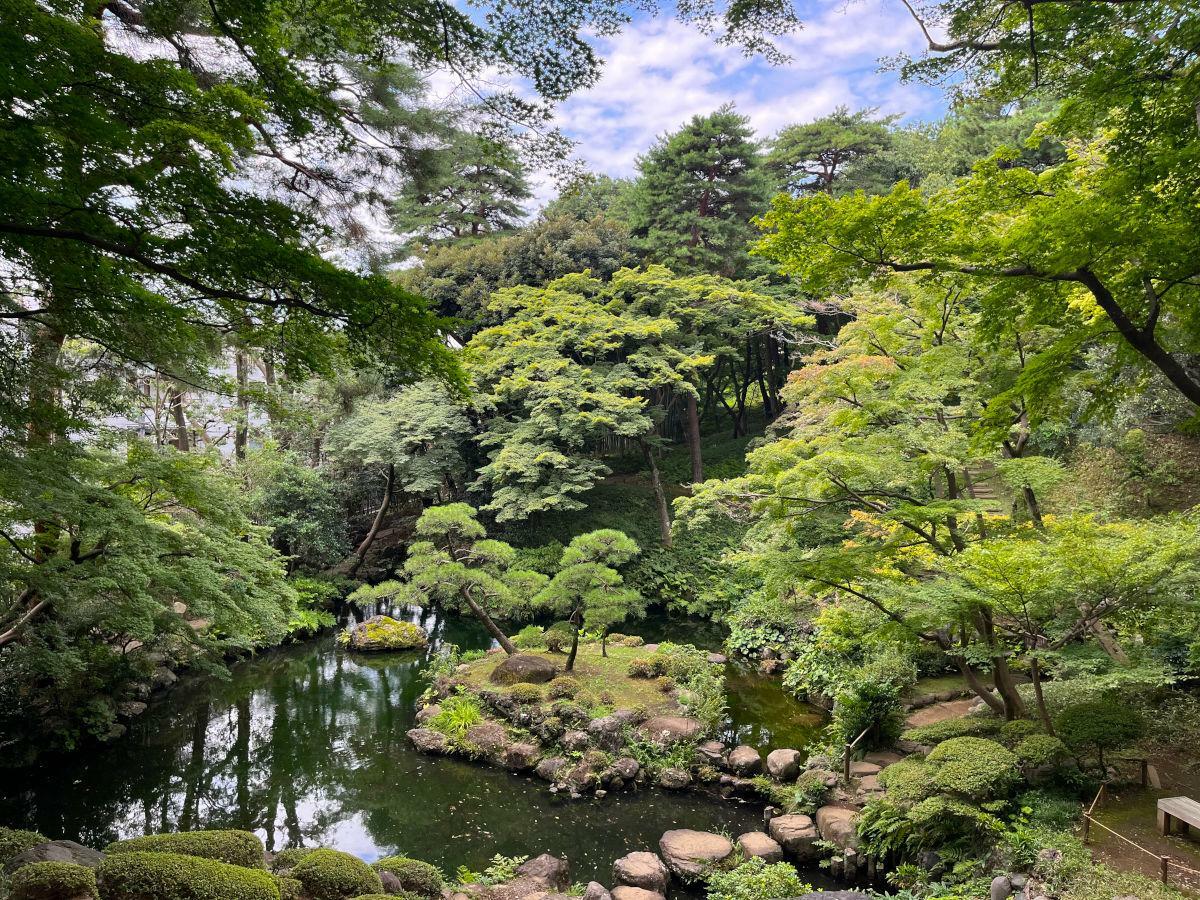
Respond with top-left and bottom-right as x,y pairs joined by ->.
0,827 -> 47,866
340,616 -> 428,651
457,645 -> 674,714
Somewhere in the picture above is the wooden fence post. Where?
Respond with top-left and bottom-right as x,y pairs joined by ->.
1160,856 -> 1170,885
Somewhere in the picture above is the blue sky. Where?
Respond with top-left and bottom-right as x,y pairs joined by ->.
547,0 -> 945,178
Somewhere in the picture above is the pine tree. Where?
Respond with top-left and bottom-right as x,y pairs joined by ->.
626,106 -> 771,277
393,133 -> 531,250
766,106 -> 894,194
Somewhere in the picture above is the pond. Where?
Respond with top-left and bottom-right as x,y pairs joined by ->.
0,608 -> 828,884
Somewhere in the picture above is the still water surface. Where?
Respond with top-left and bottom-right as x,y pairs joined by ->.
1,609 -> 826,882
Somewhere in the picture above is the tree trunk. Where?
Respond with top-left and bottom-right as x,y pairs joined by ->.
954,657 -> 1006,716
566,621 -> 580,672
685,392 -> 703,483
234,349 -> 249,461
168,384 -> 190,451
345,463 -> 394,577
1029,656 -> 1055,735
461,589 -> 516,655
601,632 -> 608,658
641,439 -> 673,547
991,653 -> 1026,720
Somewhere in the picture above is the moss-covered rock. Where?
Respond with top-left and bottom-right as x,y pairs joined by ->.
371,857 -> 444,897
105,830 -> 265,868
9,861 -> 98,900
0,828 -> 48,867
289,849 -> 382,900
97,851 -> 280,900
339,616 -> 428,652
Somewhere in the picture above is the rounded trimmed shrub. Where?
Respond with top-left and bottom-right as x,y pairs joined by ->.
655,675 -> 676,693
275,875 -> 304,899
998,719 -> 1041,746
1014,734 -> 1069,768
619,635 -> 645,647
106,830 -> 265,868
546,677 -> 579,700
97,851 -> 280,900
290,849 -> 382,900
9,861 -> 98,900
0,827 -> 47,866
270,849 -> 315,873
901,716 -> 1001,746
927,736 -> 1020,801
512,626 -> 545,650
510,683 -> 543,704
1056,700 -> 1145,766
371,857 -> 444,897
877,757 -> 936,804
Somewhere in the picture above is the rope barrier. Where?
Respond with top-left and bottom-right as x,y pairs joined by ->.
1080,778 -> 1200,886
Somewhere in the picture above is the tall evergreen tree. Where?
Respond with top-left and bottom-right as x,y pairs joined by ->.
393,133 -> 531,249
626,106 -> 771,277
766,106 -> 894,194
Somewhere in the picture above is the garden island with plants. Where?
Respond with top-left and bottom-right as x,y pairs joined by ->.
2,0 -> 1200,898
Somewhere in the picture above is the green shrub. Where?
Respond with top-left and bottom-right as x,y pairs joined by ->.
1016,790 -> 1082,831
544,623 -> 572,653
546,677 -> 579,700
901,716 -> 1001,745
290,849 -> 382,900
351,895 -> 420,900
927,737 -> 1021,801
999,719 -> 1042,746
782,771 -> 830,814
270,849 -> 314,872
275,875 -> 304,899
9,861 -> 98,900
655,675 -> 676,693
619,635 -> 644,647
1015,734 -> 1069,768
1056,701 -> 1145,767
510,683 -> 543,704
106,830 -> 265,868
512,626 -> 545,650
627,657 -> 659,678
371,857 -> 444,897
830,680 -> 903,749
98,851 -> 280,900
427,695 -> 485,742
0,827 -> 47,865
877,757 -> 936,804
705,858 -> 810,900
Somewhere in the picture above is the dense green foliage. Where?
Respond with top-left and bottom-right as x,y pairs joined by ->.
98,852 -> 281,900
8,861 -> 98,900
290,850 -> 383,900
106,831 -> 266,869
704,858 -> 810,900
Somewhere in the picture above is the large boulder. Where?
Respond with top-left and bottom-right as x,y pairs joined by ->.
658,830 -> 733,878
536,757 -> 569,781
465,722 -> 509,756
815,806 -> 858,851
503,742 -> 540,771
848,761 -> 881,777
490,654 -> 557,685
561,730 -> 591,752
406,728 -> 448,754
735,833 -> 782,863
727,745 -> 763,776
640,717 -> 702,745
4,841 -> 104,874
658,768 -> 692,790
612,758 -> 640,780
612,852 -> 669,893
343,615 -> 428,651
611,888 -> 664,900
583,883 -> 612,900
695,741 -> 726,766
768,814 -> 819,861
587,716 -> 626,752
517,853 -> 570,891
766,749 -> 802,781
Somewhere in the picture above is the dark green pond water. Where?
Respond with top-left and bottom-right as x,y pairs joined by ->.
0,608 -> 827,884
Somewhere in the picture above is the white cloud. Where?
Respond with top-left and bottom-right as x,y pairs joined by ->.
548,0 -> 943,179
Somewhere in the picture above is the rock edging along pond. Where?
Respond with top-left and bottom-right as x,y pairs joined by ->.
0,826 -> 866,900
0,609 -> 827,884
